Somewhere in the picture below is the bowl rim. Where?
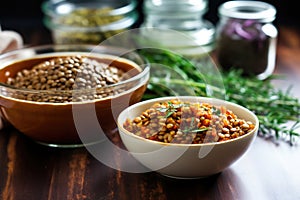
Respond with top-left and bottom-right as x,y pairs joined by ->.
0,44 -> 150,105
117,96 -> 259,147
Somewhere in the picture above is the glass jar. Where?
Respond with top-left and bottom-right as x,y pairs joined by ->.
215,1 -> 278,80
42,0 -> 138,45
140,0 -> 215,63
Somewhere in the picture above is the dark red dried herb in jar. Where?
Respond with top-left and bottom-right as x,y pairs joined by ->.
216,1 -> 278,80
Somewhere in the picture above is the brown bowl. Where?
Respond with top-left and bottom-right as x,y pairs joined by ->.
0,44 -> 150,147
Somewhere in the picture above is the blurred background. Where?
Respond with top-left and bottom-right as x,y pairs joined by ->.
0,0 -> 299,45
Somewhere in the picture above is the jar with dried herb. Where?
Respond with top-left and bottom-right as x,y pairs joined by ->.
42,0 -> 138,45
215,1 -> 278,80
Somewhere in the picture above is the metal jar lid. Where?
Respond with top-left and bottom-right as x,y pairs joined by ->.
218,1 -> 276,22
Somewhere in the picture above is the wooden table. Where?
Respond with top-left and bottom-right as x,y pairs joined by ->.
0,25 -> 300,200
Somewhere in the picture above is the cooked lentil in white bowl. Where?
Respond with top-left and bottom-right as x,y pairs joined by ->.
117,96 -> 259,178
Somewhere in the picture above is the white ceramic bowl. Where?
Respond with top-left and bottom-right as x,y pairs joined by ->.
117,96 -> 259,179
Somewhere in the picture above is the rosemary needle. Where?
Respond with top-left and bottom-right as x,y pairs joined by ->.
139,48 -> 300,145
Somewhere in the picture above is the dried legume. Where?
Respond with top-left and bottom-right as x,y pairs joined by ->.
6,55 -> 129,103
123,99 -> 255,144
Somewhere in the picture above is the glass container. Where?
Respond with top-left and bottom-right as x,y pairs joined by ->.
139,0 -> 215,63
0,44 -> 150,148
215,0 -> 278,80
42,0 -> 138,45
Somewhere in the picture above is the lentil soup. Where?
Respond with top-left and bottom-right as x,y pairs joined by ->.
123,99 -> 255,144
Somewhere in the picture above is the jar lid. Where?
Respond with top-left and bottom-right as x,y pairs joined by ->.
218,1 -> 276,22
143,0 -> 208,16
42,0 -> 137,17
42,0 -> 138,31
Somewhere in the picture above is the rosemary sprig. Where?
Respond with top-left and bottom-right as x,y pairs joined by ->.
139,48 -> 300,145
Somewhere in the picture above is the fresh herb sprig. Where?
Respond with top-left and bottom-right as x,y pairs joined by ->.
139,48 -> 300,145
156,103 -> 209,133
156,101 -> 184,118
181,117 -> 209,134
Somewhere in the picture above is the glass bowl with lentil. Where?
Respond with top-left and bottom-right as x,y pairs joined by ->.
42,0 -> 139,45
0,44 -> 150,148
117,96 -> 259,178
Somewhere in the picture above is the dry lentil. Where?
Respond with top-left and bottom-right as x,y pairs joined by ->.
123,99 -> 255,144
6,55 -> 129,103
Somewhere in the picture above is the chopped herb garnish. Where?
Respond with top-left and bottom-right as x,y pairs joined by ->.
212,106 -> 221,116
181,117 -> 209,134
156,101 -> 185,118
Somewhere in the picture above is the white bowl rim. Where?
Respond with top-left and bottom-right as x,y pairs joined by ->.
117,96 -> 259,147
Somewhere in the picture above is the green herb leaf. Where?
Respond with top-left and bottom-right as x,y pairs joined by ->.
156,101 -> 185,118
139,48 -> 300,145
188,128 -> 209,133
212,106 -> 221,115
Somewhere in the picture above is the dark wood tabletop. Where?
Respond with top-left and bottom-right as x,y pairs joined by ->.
0,24 -> 300,200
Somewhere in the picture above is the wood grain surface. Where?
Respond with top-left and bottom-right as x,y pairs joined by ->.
0,25 -> 300,200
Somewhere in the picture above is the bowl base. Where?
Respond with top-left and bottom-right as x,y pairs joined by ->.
158,172 -> 222,180
35,140 -> 103,148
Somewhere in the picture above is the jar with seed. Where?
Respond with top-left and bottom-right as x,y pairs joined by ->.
42,0 -> 138,45
215,1 -> 278,80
